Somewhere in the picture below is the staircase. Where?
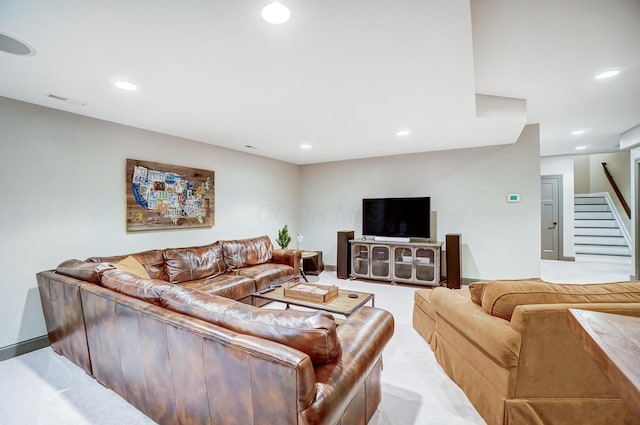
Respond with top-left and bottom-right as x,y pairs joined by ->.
574,193 -> 631,263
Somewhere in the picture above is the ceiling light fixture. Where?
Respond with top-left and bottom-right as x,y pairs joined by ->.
396,130 -> 411,136
300,144 -> 312,149
114,81 -> 138,91
0,32 -> 35,56
576,146 -> 587,150
571,130 -> 586,135
595,69 -> 620,80
261,2 -> 291,24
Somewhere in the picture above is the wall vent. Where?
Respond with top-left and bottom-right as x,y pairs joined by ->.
46,93 -> 86,106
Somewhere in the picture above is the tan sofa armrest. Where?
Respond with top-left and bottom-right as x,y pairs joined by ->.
272,248 -> 301,277
430,287 -> 521,368
510,302 -> 640,399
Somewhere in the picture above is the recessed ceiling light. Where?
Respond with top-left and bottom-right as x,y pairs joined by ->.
396,130 -> 411,136
300,144 -> 312,149
261,2 -> 291,24
576,146 -> 587,150
0,32 -> 35,56
571,130 -> 586,136
595,69 -> 620,80
114,81 -> 138,91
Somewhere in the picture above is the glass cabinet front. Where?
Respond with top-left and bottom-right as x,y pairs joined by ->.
371,246 -> 390,278
393,247 -> 413,280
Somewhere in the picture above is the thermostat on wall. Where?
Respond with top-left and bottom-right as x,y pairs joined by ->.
507,193 -> 520,203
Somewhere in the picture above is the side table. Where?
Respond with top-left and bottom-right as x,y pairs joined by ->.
302,251 -> 323,276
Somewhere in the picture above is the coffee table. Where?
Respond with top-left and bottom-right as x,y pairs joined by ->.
252,282 -> 374,317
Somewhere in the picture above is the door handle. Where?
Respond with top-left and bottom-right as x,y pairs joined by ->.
548,222 -> 557,230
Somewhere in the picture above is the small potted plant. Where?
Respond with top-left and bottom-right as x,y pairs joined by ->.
276,224 -> 292,249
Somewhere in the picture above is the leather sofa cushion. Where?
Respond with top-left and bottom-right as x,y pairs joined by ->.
482,279 -> 640,320
237,263 -> 294,291
164,242 -> 226,284
87,249 -> 168,281
161,286 -> 340,365
56,259 -> 115,284
114,256 -> 150,279
180,273 -> 256,300
101,269 -> 172,305
222,235 -> 273,270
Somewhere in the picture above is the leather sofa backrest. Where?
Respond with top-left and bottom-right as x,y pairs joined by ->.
222,235 -> 273,270
56,259 -> 115,284
163,241 -> 226,284
87,249 -> 168,281
100,269 -> 173,305
161,285 -> 340,365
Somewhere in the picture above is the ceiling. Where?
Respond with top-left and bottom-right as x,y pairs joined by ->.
0,0 -> 638,165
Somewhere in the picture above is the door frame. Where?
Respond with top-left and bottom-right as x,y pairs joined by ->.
634,159 -> 640,279
541,174 -> 565,261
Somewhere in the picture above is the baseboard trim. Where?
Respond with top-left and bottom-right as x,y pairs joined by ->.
324,264 -> 336,271
560,256 -> 576,262
0,335 -> 50,361
461,277 -> 482,286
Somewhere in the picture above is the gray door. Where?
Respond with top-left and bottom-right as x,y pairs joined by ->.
541,176 -> 561,260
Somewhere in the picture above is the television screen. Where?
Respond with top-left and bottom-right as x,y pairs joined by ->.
362,197 -> 430,239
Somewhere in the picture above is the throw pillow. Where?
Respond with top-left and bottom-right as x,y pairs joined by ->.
468,282 -> 488,305
161,286 -> 340,365
114,256 -> 151,279
481,279 -> 640,320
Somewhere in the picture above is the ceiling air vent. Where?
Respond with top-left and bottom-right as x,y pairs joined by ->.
46,93 -> 86,106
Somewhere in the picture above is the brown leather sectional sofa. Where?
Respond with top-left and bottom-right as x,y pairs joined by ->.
413,279 -> 640,425
37,235 -> 394,425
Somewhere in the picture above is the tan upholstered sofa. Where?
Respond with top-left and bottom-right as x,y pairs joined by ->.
413,279 -> 640,425
37,235 -> 395,425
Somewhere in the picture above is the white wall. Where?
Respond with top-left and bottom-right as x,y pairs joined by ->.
574,155 -> 590,194
297,125 -> 541,280
540,156 -> 575,259
0,97 -> 299,349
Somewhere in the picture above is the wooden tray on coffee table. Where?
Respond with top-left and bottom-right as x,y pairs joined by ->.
252,282 -> 374,317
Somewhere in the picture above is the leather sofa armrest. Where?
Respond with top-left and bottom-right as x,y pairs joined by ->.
272,248 -> 301,277
510,302 -> 640,399
300,306 -> 394,425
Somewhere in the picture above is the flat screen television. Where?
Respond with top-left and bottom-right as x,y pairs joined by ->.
362,197 -> 431,239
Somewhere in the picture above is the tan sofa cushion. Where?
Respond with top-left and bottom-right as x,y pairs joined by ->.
163,242 -> 226,284
482,279 -> 640,320
161,286 -> 340,365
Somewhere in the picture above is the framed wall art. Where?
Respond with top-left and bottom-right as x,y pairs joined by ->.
126,159 -> 215,232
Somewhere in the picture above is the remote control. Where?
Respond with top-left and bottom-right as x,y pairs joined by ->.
259,288 -> 275,294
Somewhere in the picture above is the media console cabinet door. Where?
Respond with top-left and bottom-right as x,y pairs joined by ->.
126,159 -> 215,232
